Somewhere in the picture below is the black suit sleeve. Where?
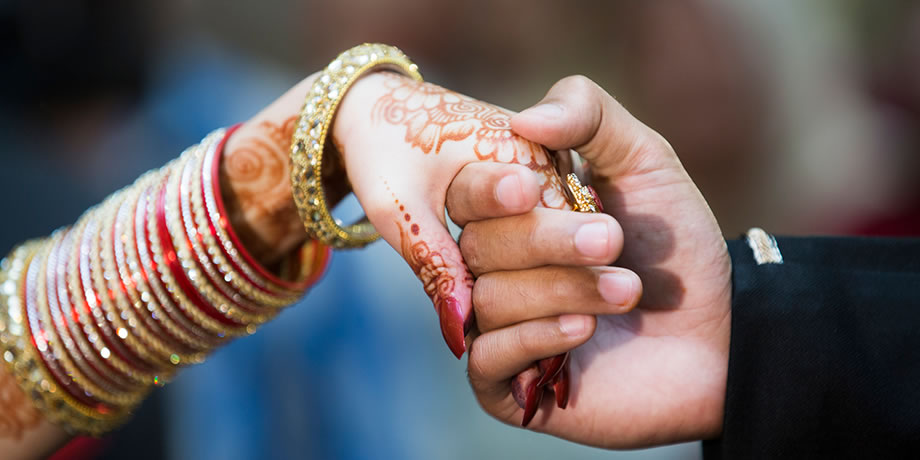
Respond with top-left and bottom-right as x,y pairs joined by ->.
703,236 -> 920,459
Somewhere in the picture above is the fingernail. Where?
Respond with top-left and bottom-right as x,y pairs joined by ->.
553,365 -> 570,409
520,103 -> 564,120
574,222 -> 610,258
536,353 -> 568,387
522,380 -> 544,427
559,315 -> 588,337
439,296 -> 467,359
598,272 -> 637,306
496,174 -> 524,209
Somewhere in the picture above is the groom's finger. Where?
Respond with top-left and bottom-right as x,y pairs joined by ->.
446,163 -> 541,227
473,266 -> 641,333
510,75 -> 677,181
459,208 -> 623,276
468,315 -> 595,409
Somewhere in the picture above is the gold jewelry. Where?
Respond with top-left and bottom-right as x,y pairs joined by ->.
291,43 -> 423,248
92,193 -> 177,373
166,144 -> 271,327
565,173 -> 601,213
1,241 -> 130,435
111,176 -> 209,365
131,173 -> 223,350
198,129 -> 309,307
146,156 -> 250,338
46,228 -> 139,393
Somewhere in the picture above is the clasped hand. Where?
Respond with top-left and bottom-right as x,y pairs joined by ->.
230,71 -> 733,449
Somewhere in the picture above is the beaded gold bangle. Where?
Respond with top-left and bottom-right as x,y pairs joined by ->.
45,229 -> 139,394
175,144 -> 276,322
147,158 -> 251,338
133,173 -> 224,349
0,125 -> 330,435
1,242 -> 130,436
91,193 -> 177,373
201,129 -> 317,305
73,208 -> 160,390
291,43 -> 423,249
156,153 -> 255,336
65,213 -> 152,405
26,236 -> 118,405
110,177 -> 208,365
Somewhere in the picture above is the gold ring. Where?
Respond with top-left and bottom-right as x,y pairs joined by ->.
565,173 -> 602,213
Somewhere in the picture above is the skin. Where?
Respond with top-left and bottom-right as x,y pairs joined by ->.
458,76 -> 733,448
0,71 -> 573,458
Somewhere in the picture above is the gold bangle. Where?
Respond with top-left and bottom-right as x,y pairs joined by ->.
97,186 -> 190,371
167,144 -> 271,326
67,212 -> 152,405
92,192 -> 177,373
291,43 -> 423,249
46,228 -> 139,393
1,242 -> 130,436
131,171 -> 224,350
111,175 -> 209,365
180,139 -> 292,317
146,156 -> 250,338
197,129 -> 309,307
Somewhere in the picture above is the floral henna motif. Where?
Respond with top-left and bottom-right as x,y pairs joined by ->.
373,75 -> 568,209
0,369 -> 42,440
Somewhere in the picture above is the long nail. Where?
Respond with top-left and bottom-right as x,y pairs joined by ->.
521,379 -> 544,427
553,363 -> 570,409
512,366 -> 541,408
438,296 -> 467,359
536,353 -> 568,388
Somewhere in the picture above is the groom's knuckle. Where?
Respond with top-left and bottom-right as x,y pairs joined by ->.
472,275 -> 496,318
548,269 -> 575,301
459,226 -> 484,271
558,75 -> 599,101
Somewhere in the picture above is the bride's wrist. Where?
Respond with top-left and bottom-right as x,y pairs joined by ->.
219,73 -> 323,266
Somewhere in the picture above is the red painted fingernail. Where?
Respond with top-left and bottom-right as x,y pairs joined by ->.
553,363 -> 570,409
586,185 -> 604,212
439,296 -> 467,359
536,353 -> 568,388
521,380 -> 544,427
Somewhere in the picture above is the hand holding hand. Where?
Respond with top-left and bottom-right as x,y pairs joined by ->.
460,76 -> 732,448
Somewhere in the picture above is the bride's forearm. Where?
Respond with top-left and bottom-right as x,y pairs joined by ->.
0,68 -> 411,460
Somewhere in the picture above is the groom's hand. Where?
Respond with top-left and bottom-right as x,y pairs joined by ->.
445,76 -> 732,448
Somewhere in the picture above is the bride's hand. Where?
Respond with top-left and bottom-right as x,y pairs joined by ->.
221,71 -> 572,358
333,72 -> 571,357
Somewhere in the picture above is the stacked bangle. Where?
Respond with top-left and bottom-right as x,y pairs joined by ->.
0,126 -> 329,435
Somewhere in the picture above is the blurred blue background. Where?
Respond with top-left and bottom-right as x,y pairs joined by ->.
1,1 -> 918,459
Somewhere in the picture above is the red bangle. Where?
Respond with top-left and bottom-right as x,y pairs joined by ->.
155,175 -> 242,327
210,124 -> 329,291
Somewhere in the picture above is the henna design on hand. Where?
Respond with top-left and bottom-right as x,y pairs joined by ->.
373,75 -> 568,209
220,116 -> 304,265
0,368 -> 42,440
396,214 -> 475,337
